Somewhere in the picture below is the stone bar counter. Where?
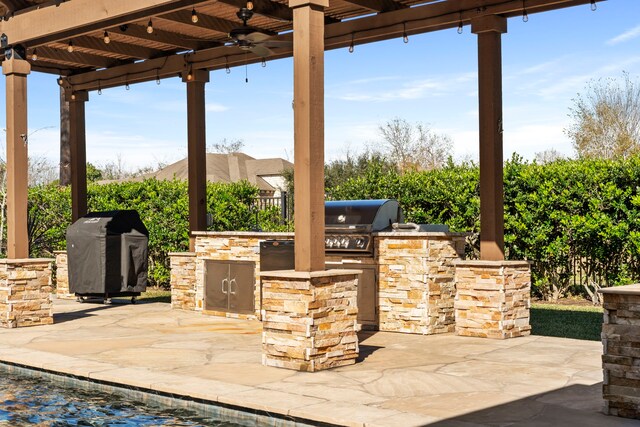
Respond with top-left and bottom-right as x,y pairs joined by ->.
600,284 -> 640,419
168,230 -> 469,335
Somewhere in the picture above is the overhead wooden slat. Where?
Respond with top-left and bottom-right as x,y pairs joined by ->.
217,0 -> 293,22
340,0 -> 407,12
109,24 -> 220,51
158,9 -> 242,36
36,46 -> 122,69
55,35 -> 162,60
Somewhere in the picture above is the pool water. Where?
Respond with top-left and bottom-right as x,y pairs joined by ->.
0,371 -> 242,426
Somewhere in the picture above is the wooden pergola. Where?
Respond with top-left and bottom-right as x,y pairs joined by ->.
0,0 -> 601,268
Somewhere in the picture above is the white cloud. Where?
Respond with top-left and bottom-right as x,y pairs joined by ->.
206,103 -> 229,113
607,25 -> 640,46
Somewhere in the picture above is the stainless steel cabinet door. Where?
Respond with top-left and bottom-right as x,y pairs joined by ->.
205,261 -> 229,311
228,261 -> 255,314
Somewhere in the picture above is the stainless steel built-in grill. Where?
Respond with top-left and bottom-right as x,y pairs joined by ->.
324,199 -> 402,254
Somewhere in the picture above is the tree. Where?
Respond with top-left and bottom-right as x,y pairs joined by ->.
566,72 -> 640,160
207,138 -> 244,154
86,163 -> 103,182
378,118 -> 453,171
534,149 -> 565,164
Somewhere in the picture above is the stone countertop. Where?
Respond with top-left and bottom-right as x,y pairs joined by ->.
374,231 -> 470,237
452,259 -> 531,268
599,283 -> 640,295
192,231 -> 294,237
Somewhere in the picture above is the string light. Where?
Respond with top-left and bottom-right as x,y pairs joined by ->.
57,77 -> 64,86
457,13 -> 463,34
191,8 -> 199,23
348,33 -> 354,53
590,0 -> 597,11
97,81 -> 102,95
246,1 -> 254,10
261,58 -> 266,67
402,23 -> 408,44
125,77 -> 130,90
31,48 -> 37,61
225,56 -> 231,74
103,31 -> 110,44
156,69 -> 161,85
67,40 -> 74,53
71,93 -> 76,101
522,0 -> 528,22
146,19 -> 154,34
187,67 -> 193,81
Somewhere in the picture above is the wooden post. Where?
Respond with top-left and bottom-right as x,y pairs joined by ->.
67,90 -> 88,222
3,56 -> 30,259
183,70 -> 209,251
291,0 -> 327,272
60,86 -> 71,186
472,15 -> 507,261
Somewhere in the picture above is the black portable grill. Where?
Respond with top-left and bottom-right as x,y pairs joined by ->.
324,199 -> 402,254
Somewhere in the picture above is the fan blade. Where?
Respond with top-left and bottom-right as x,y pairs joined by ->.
262,40 -> 292,48
249,44 -> 274,57
245,32 -> 272,43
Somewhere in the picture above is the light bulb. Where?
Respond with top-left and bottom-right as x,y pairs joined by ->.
246,1 -> 254,10
98,88 -> 102,95
67,40 -> 74,53
457,22 -> 463,34
147,19 -> 154,34
71,93 -> 76,100
591,0 -> 597,11
31,48 -> 37,61
402,33 -> 408,43
103,31 -> 110,44
187,71 -> 193,81
191,8 -> 199,23
125,82 -> 130,90
348,43 -> 354,53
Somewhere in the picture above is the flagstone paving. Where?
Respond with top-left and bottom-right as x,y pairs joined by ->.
0,299 -> 635,426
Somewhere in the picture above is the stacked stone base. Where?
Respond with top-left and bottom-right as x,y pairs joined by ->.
53,251 -> 74,300
261,270 -> 359,372
0,259 -> 54,328
600,284 -> 640,419
169,252 -> 197,311
454,260 -> 531,339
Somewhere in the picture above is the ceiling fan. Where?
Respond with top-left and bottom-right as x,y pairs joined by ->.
227,5 -> 291,57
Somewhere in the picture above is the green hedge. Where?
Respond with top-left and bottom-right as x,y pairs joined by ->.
27,179 -> 283,286
329,155 -> 640,300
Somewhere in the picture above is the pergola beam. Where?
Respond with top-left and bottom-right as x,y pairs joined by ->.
217,0 -> 293,22
157,10 -> 237,37
37,46 -> 123,69
0,0 -> 213,47
61,35 -> 163,60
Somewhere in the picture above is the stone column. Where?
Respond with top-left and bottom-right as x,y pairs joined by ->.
0,259 -> 54,328
600,284 -> 640,419
261,270 -> 359,372
170,252 -> 196,311
453,260 -> 530,339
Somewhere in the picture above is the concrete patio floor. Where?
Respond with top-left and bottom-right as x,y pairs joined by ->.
0,299 -> 634,427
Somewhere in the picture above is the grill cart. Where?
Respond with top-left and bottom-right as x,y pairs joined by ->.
66,210 -> 148,304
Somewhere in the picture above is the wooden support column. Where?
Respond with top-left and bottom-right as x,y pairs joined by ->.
3,57 -> 30,259
67,90 -> 88,222
60,86 -> 71,186
291,0 -> 327,272
472,15 -> 507,261
183,70 -> 209,251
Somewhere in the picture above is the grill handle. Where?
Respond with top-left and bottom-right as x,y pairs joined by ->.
392,222 -> 420,231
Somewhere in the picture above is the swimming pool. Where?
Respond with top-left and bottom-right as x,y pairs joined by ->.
0,371 -> 241,426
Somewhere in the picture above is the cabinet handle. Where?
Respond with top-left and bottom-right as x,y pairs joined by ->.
222,278 -> 229,294
229,279 -> 237,295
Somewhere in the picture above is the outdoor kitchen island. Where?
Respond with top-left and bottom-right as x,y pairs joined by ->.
170,228 -> 468,335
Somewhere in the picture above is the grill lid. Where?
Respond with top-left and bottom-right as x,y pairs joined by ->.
325,199 -> 401,231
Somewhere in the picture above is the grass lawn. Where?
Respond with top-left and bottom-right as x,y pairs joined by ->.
530,303 -> 603,341
138,287 -> 171,304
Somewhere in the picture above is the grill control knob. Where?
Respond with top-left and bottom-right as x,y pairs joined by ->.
355,238 -> 366,248
340,237 -> 350,248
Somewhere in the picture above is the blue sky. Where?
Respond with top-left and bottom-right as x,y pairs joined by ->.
5,0 -> 640,171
